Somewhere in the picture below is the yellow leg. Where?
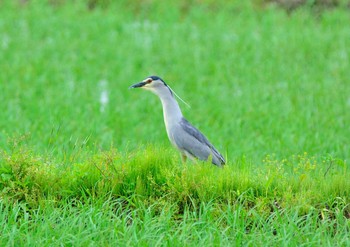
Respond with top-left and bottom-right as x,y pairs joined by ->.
181,154 -> 187,163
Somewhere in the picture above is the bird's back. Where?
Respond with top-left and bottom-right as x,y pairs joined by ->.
172,118 -> 225,166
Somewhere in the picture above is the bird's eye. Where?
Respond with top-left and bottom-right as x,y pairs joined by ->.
147,79 -> 152,83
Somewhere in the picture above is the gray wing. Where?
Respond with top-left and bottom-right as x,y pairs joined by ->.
174,118 -> 225,166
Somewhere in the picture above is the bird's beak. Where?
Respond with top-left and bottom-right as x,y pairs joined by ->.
129,82 -> 146,89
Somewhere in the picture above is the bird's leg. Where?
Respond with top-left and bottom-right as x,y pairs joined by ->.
181,154 -> 187,164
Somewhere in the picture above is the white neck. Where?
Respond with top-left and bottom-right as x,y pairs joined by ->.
151,87 -> 183,130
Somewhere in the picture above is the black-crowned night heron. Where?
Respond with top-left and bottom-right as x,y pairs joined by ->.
130,75 -> 225,167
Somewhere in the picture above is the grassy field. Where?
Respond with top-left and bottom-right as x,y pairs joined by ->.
0,1 -> 349,245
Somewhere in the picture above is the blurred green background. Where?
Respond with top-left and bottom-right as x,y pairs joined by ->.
0,0 -> 349,163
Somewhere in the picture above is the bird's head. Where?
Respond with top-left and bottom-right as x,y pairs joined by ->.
130,75 -> 190,107
130,75 -> 173,96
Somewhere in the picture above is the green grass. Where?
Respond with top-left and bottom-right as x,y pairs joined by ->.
0,1 -> 349,245
1,198 -> 349,246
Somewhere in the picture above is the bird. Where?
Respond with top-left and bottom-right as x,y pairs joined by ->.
129,75 -> 225,167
